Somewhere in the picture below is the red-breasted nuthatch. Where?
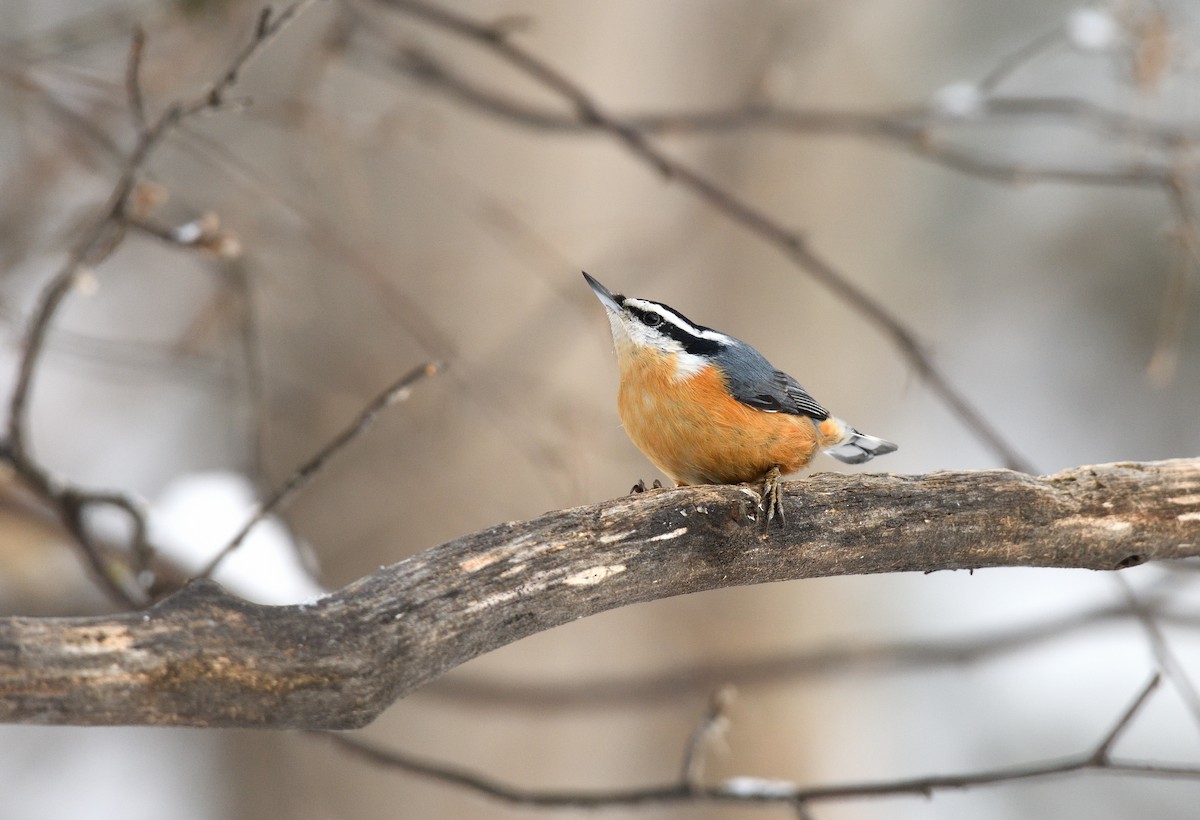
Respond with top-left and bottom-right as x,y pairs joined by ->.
584,271 -> 896,522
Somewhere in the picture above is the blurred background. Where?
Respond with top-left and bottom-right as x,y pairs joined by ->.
1,0 -> 1199,818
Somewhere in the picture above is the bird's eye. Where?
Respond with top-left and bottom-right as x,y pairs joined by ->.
642,313 -> 663,328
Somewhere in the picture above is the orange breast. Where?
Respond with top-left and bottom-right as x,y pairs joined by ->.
615,350 -> 821,486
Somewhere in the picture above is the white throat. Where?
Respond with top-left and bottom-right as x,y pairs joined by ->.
605,309 -> 713,380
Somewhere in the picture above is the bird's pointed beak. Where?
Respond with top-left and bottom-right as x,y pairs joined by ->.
582,271 -> 624,313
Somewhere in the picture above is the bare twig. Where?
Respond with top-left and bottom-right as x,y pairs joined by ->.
979,96 -> 1198,148
181,2 -> 315,119
199,361 -> 442,578
978,28 -> 1064,93
1093,673 -> 1161,764
321,673 -> 1192,811
125,24 -> 148,133
1117,575 -> 1200,734
372,0 -> 1035,472
681,686 -> 735,790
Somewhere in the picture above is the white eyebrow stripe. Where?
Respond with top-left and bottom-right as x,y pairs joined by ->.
623,298 -> 733,345
624,299 -> 675,323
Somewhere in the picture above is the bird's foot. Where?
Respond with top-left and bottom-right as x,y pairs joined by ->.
630,478 -> 664,494
761,466 -> 784,527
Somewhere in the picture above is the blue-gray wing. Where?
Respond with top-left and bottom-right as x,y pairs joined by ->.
714,340 -> 829,420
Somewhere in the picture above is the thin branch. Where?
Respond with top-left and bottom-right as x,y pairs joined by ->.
0,458 -> 1196,728
980,96 -> 1199,148
324,744 -> 1200,810
681,686 -> 735,790
1094,673 -> 1161,764
978,27 -> 1064,94
1117,575 -> 1200,734
199,361 -> 442,578
181,2 -> 317,119
319,674 -> 1192,811
792,758 -> 1199,805
60,488 -> 153,573
372,0 -> 1035,472
124,24 -> 148,133
325,733 -> 695,808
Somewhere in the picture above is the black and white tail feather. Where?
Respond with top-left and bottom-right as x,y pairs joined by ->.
823,424 -> 898,465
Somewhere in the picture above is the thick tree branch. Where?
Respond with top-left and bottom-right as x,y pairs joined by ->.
1,458 -> 1197,729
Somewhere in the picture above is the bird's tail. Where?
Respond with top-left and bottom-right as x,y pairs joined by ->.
817,417 -> 898,465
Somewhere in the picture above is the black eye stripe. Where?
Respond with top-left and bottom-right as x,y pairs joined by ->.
628,306 -> 662,327
677,332 -> 722,356
628,303 -> 723,356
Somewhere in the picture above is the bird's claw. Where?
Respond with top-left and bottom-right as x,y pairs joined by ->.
630,478 -> 664,494
761,466 -> 784,528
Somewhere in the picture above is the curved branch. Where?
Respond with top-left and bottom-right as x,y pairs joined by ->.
1,459 -> 1198,729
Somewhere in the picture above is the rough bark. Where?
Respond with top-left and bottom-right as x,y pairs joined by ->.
1,459 -> 1198,729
